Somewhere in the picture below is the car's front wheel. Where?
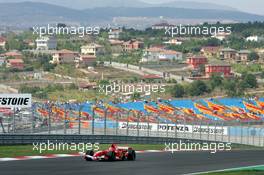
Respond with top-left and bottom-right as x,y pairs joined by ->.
127,150 -> 136,161
84,150 -> 94,161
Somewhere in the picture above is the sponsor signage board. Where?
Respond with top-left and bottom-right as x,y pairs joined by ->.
0,94 -> 32,108
119,122 -> 228,135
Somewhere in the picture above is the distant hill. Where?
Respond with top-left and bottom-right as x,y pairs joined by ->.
0,2 -> 263,27
154,1 -> 236,11
0,0 -> 236,10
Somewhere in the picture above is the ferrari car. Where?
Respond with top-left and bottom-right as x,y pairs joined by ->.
84,144 -> 136,161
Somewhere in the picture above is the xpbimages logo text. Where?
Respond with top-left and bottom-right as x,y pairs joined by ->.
165,24 -> 232,37
164,141 -> 232,154
99,82 -> 166,95
32,24 -> 100,37
32,141 -> 100,153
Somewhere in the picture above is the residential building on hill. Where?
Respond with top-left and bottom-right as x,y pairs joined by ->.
187,55 -> 208,69
108,29 -> 122,39
76,55 -> 97,68
201,46 -> 221,58
81,43 -> 104,56
4,51 -> 23,59
211,32 -> 231,41
205,61 -> 232,78
142,47 -> 182,62
246,36 -> 264,42
123,40 -> 144,52
50,49 -> 79,64
36,36 -> 57,50
6,59 -> 24,69
0,36 -> 6,50
220,48 -> 237,60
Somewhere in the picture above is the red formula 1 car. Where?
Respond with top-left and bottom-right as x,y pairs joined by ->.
84,144 -> 136,161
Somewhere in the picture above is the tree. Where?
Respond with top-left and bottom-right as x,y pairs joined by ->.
248,52 -> 260,61
43,62 -> 55,71
172,84 -> 185,98
209,74 -> 223,90
205,38 -> 221,46
223,79 -> 244,97
241,73 -> 258,88
131,92 -> 141,101
188,80 -> 209,96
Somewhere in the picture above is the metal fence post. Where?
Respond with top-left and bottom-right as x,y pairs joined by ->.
78,105 -> 81,135
184,119 -> 186,139
221,121 -> 224,142
207,121 -> 210,141
259,128 -> 262,147
92,107 -> 95,135
104,109 -> 107,135
147,115 -> 150,137
31,104 -> 34,134
191,121 -> 194,140
126,110 -> 130,136
252,126 -> 255,146
157,115 -> 160,137
12,108 -> 15,134
240,122 -> 243,145
199,121 -> 202,140
228,125 -> 231,143
0,116 -> 5,133
48,105 -> 51,134
214,121 -> 217,142
64,105 -> 67,135
137,112 -> 140,137
166,121 -> 169,138
116,112 -> 119,135
247,122 -> 250,145
175,119 -> 177,139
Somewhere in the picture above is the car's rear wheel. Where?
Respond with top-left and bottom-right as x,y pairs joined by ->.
106,151 -> 116,161
84,150 -> 94,161
127,150 -> 136,161
121,153 -> 126,161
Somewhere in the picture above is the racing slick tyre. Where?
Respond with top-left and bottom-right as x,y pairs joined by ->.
121,153 -> 126,161
84,150 -> 94,161
106,151 -> 116,161
127,150 -> 136,161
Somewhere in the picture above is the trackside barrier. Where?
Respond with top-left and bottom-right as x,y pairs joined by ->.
0,103 -> 264,147
0,134 -> 228,145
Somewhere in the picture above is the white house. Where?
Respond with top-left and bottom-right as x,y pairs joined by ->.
159,50 -> 183,61
142,47 -> 182,62
0,55 -> 5,66
36,36 -> 57,50
211,32 -> 231,41
246,36 -> 264,42
163,39 -> 182,45
0,37 -> 6,50
81,43 -> 104,56
108,29 -> 122,39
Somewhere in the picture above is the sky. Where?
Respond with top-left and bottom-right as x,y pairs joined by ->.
0,0 -> 263,15
142,0 -> 264,15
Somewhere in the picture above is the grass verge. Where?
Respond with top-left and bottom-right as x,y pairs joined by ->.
203,170 -> 264,175
0,144 -> 165,158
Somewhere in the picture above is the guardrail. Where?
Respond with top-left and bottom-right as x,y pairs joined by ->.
0,134 -> 223,145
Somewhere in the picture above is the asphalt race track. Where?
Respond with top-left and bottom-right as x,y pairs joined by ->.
1,150 -> 264,175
